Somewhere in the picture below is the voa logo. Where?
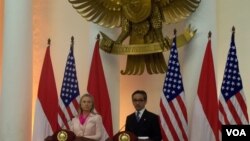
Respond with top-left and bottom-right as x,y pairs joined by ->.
226,129 -> 246,136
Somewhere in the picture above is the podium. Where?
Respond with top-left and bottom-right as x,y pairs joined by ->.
44,129 -> 96,141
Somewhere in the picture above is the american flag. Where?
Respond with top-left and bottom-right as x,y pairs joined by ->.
159,36 -> 188,141
219,31 -> 249,125
58,39 -> 80,129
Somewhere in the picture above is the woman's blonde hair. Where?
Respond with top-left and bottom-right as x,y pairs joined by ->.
78,93 -> 95,114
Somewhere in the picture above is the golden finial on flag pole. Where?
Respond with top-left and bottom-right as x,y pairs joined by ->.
174,28 -> 177,36
71,36 -> 74,44
96,34 -> 100,40
71,36 -> 75,51
231,26 -> 235,42
208,31 -> 212,39
232,26 -> 235,33
47,38 -> 51,46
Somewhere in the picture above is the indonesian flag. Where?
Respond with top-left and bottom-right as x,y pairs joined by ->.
189,37 -> 219,141
32,44 -> 59,141
87,39 -> 113,140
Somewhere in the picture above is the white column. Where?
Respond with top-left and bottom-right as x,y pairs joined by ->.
0,0 -> 32,141
0,0 -> 3,92
0,0 -> 3,139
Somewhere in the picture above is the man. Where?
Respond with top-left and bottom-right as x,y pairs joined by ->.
125,90 -> 162,141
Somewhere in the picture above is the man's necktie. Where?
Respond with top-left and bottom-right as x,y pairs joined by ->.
136,111 -> 140,122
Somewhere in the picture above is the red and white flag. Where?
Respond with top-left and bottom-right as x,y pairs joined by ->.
32,42 -> 59,141
58,39 -> 80,129
87,39 -> 113,140
219,31 -> 249,125
189,36 -> 219,141
159,36 -> 188,141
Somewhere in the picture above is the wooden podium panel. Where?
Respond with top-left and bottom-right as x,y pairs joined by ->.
112,131 -> 138,141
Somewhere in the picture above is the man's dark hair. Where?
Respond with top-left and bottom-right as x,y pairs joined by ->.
132,90 -> 147,101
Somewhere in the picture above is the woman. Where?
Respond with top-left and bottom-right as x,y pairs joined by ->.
70,94 -> 103,140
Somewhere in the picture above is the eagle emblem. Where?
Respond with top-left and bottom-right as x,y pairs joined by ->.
68,0 -> 201,75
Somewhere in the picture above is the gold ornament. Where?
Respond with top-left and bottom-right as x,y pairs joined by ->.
57,130 -> 68,141
119,132 -> 130,141
68,0 -> 201,75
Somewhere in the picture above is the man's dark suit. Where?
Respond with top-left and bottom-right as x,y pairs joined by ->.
125,110 -> 162,141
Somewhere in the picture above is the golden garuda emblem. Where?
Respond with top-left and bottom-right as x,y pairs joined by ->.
68,0 -> 201,75
57,130 -> 68,141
